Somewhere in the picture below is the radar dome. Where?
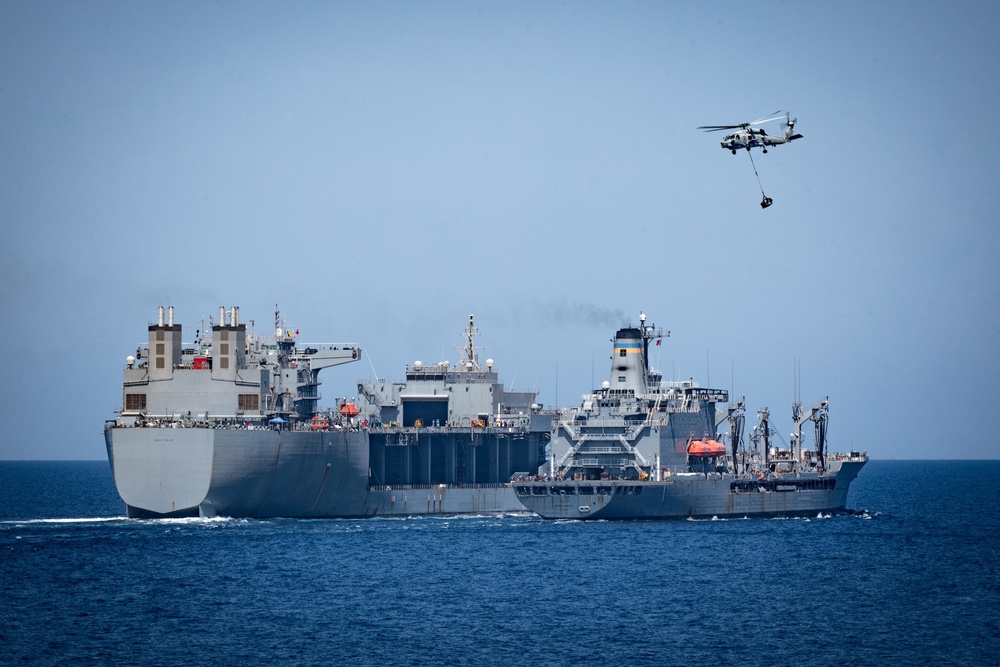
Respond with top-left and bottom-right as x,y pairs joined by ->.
126,355 -> 136,366
486,358 -> 494,369
414,360 -> 423,370
602,381 -> 610,389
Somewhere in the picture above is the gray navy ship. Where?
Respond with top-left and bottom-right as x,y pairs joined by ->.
512,313 -> 867,520
104,306 -> 549,518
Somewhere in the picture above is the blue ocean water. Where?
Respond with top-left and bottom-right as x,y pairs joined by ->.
2,461 -> 998,667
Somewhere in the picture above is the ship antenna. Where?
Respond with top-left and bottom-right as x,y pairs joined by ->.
793,358 -> 803,407
507,354 -> 522,391
366,351 -> 381,383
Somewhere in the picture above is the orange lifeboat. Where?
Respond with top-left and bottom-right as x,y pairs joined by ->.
688,439 -> 727,458
339,402 -> 359,418
310,416 -> 329,430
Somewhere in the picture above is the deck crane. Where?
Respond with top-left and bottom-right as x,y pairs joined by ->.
791,398 -> 829,470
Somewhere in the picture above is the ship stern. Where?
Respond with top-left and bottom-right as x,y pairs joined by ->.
106,426 -> 214,517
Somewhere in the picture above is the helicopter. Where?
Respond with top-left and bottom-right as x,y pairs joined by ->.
698,111 -> 803,154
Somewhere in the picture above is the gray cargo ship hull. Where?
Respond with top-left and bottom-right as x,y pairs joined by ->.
514,460 -> 866,520
105,427 -> 526,518
363,485 -> 522,516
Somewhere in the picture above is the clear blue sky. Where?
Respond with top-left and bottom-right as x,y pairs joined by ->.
2,1 -> 998,459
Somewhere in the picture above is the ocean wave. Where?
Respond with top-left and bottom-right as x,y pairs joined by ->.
1,516 -> 125,526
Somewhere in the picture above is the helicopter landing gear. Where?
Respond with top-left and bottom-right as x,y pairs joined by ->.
731,149 -> 737,155
760,196 -> 773,209
762,148 -> 768,154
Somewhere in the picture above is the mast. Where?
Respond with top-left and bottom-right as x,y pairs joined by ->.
457,314 -> 481,371
640,312 -> 650,377
638,312 -> 668,383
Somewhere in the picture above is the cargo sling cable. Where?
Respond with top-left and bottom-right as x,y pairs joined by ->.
747,150 -> 773,209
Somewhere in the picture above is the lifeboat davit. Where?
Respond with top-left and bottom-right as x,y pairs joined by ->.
339,402 -> 359,418
688,439 -> 727,458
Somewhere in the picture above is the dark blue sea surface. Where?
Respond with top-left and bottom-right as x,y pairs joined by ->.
2,460 -> 998,666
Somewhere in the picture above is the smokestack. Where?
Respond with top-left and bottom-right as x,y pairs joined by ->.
167,306 -> 174,327
233,306 -> 239,327
220,306 -> 226,327
158,306 -> 164,327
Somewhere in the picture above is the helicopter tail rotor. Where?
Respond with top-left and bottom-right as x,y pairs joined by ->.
785,114 -> 803,141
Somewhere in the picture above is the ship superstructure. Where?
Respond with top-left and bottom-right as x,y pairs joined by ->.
118,306 -> 360,426
356,315 -> 551,514
358,315 -> 552,487
513,313 -> 867,520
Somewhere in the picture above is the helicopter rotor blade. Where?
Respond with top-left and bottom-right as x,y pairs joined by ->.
699,111 -> 786,131
748,110 -> 786,126
697,124 -> 744,132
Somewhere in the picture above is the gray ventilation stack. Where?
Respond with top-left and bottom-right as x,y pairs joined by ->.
148,306 -> 182,380
211,306 -> 246,381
